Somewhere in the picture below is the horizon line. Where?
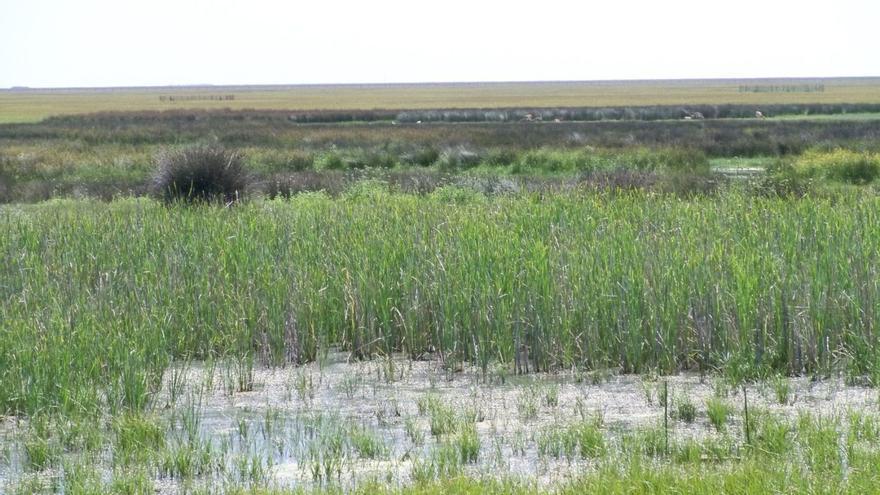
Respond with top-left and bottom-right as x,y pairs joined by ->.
5,75 -> 880,92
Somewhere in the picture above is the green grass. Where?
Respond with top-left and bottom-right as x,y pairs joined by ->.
773,112 -> 880,121
3,190 -> 880,417
706,398 -> 732,432
8,405 -> 880,494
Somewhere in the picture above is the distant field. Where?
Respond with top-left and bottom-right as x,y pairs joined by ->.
2,77 -> 880,123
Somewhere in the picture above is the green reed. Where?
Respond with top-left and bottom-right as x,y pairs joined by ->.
2,188 -> 880,415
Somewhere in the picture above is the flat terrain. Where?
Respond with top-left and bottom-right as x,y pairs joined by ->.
3,77 -> 880,123
3,356 -> 878,494
4,78 -> 880,494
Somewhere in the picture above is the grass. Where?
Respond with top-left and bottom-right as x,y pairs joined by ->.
3,78 -> 880,123
537,419 -> 606,459
706,398 -> 732,432
4,148 -> 880,494
7,113 -> 880,203
4,189 -> 880,416
6,382 -> 880,494
676,395 -> 697,424
773,112 -> 880,121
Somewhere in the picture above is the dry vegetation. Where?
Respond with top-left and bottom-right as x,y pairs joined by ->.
3,77 -> 880,123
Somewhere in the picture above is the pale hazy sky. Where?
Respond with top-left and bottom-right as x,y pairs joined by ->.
1,0 -> 877,88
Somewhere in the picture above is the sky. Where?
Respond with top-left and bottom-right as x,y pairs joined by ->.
1,0 -> 877,88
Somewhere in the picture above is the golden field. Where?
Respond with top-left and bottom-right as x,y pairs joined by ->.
2,77 -> 880,123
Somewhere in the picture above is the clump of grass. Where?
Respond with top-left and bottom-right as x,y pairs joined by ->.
455,424 -> 481,463
153,145 -> 250,204
517,386 -> 540,421
543,383 -> 560,407
796,414 -> 842,473
673,436 -> 736,464
411,443 -> 463,483
771,376 -> 792,405
537,418 -> 606,459
158,438 -> 219,480
404,417 -> 425,446
113,413 -> 165,465
706,398 -> 732,432
621,425 -> 667,457
751,411 -> 792,456
417,394 -> 459,437
349,424 -> 386,459
676,394 -> 697,424
293,370 -> 314,401
337,374 -> 363,399
232,454 -> 271,485
59,419 -> 104,453
23,435 -> 59,471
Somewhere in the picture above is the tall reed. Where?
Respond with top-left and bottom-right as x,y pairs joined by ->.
2,189 -> 879,415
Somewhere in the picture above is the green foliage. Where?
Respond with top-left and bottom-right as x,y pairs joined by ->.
113,414 -> 166,465
314,150 -> 346,171
4,191 -> 880,415
771,376 -> 792,405
676,395 -> 697,423
455,424 -> 481,463
790,149 -> 880,184
706,398 -> 732,432
411,443 -> 463,483
349,425 -> 386,459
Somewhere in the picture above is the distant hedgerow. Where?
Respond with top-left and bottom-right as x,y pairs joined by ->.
153,146 -> 250,204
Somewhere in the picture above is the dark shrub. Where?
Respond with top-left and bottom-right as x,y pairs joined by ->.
153,146 -> 250,204
578,169 -> 660,191
262,171 -> 347,198
484,149 -> 518,167
401,147 -> 440,167
437,147 -> 482,171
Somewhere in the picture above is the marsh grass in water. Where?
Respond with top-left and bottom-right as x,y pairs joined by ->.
5,191 -> 880,417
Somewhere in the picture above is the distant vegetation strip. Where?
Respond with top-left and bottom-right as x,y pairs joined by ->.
2,78 -> 880,123
29,103 -> 880,125
4,115 -> 880,157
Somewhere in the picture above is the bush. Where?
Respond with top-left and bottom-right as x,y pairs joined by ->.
401,147 -> 440,167
437,147 -> 482,171
153,146 -> 250,204
315,151 -> 346,171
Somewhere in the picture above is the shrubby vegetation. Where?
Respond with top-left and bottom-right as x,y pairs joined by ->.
153,145 -> 250,203
789,149 -> 880,184
3,110 -> 880,202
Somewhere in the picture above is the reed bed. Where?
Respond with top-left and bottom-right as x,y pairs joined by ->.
2,189 -> 879,416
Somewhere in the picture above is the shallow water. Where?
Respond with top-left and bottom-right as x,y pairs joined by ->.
2,354 -> 878,493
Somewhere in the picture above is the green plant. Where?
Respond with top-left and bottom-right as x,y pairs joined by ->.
706,398 -> 732,432
113,414 -> 165,465
405,417 -> 425,446
517,388 -> 540,421
350,425 -> 386,459
456,424 -> 480,463
771,376 -> 792,405
543,384 -> 560,407
791,149 -> 880,184
677,398 -> 697,424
